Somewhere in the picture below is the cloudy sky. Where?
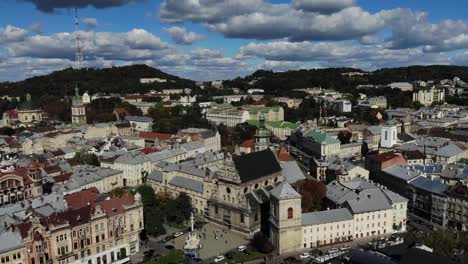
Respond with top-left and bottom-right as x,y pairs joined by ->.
1,0 -> 468,81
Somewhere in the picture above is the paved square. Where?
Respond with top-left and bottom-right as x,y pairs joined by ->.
167,222 -> 249,259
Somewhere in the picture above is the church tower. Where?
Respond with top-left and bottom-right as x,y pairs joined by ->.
255,113 -> 271,152
381,120 -> 398,149
71,84 -> 87,127
269,182 -> 303,255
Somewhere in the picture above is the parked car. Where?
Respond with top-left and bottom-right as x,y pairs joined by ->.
299,253 -> 310,259
162,235 -> 173,242
173,231 -> 184,237
238,245 -> 247,252
214,255 -> 225,263
339,245 -> 351,251
327,248 -> 339,254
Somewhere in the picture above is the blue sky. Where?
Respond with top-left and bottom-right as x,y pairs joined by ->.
1,0 -> 468,81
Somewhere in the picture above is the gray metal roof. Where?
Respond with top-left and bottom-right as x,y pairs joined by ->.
302,208 -> 353,226
148,170 -> 163,182
0,231 -> 23,254
124,115 -> 154,122
53,165 -> 122,193
0,193 -> 66,220
168,176 -> 204,193
115,151 -> 151,164
345,188 -> 393,214
383,165 -> 422,182
410,176 -> 449,195
281,160 -> 306,184
270,182 -> 301,200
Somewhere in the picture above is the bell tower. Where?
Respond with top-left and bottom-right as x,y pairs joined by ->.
269,182 -> 303,255
71,84 -> 87,127
255,113 -> 271,151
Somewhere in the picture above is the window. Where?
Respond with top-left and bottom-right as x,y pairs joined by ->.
287,207 -> 293,219
226,187 -> 231,194
240,214 -> 245,224
254,213 -> 259,222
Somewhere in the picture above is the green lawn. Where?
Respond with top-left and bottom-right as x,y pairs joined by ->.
232,247 -> 265,263
146,250 -> 185,264
167,222 -> 186,230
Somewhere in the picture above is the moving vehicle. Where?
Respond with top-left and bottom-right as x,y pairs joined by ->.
173,231 -> 184,237
214,255 -> 225,263
238,245 -> 247,252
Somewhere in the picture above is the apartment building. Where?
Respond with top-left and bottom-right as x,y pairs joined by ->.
413,87 -> 445,106
0,190 -> 143,264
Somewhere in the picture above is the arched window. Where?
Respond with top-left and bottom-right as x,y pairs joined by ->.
287,207 -> 293,219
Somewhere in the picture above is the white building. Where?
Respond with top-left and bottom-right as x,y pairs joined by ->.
124,116 -> 154,132
335,100 -> 352,113
381,120 -> 398,148
82,91 -> 91,104
140,77 -> 167,83
412,87 -> 445,106
270,181 -> 407,254
389,82 -> 413,91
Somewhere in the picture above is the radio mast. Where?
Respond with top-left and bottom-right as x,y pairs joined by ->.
74,8 -> 84,70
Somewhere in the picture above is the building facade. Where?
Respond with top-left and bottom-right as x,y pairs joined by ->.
71,85 -> 87,127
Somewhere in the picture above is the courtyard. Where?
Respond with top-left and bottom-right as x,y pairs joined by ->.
165,222 -> 249,260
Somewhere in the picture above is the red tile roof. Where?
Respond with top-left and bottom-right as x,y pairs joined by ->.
139,132 -> 174,140
64,188 -> 100,209
27,161 -> 42,169
53,172 -> 73,183
240,139 -> 255,148
141,147 -> 160,154
96,193 -> 135,216
367,152 -> 405,163
278,146 -> 294,161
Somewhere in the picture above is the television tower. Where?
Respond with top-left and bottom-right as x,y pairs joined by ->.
74,8 -> 84,70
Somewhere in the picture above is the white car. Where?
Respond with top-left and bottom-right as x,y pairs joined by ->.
328,248 -> 339,254
173,232 -> 184,237
339,245 -> 351,251
299,252 -> 310,259
238,245 -> 247,252
214,255 -> 225,263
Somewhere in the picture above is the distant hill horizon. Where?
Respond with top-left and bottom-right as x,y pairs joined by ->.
0,64 -> 196,97
2,64 -> 468,97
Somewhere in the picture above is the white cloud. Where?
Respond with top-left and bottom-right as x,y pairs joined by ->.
0,25 -> 28,44
82,17 -> 98,28
166,26 -> 205,45
291,0 -> 355,14
29,22 -> 43,34
258,60 -> 305,72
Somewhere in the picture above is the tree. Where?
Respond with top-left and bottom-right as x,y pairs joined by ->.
71,152 -> 100,166
136,185 -> 157,207
251,232 -> 274,254
0,127 -> 15,136
337,130 -> 352,144
297,179 -> 327,212
110,187 -> 126,198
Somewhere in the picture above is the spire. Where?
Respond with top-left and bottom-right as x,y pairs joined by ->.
75,83 -> 80,97
259,112 -> 266,128
26,93 -> 31,102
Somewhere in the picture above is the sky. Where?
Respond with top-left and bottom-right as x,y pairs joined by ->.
2,0 -> 468,82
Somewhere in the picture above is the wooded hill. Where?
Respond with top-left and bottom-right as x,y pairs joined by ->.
223,65 -> 468,95
0,64 -> 196,97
